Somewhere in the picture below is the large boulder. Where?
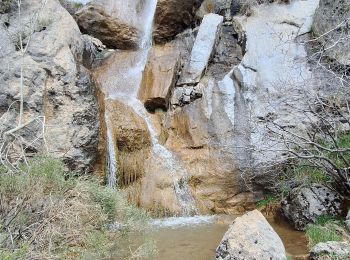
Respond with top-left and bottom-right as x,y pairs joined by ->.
177,13 -> 223,86
313,0 -> 350,65
75,0 -> 141,49
0,0 -> 99,173
281,184 -> 342,231
154,0 -> 203,43
310,241 -> 350,260
215,210 -> 287,260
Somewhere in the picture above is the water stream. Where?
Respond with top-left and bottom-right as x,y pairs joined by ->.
100,0 -> 198,215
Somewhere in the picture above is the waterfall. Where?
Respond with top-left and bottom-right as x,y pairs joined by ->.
105,113 -> 118,188
102,0 -> 198,215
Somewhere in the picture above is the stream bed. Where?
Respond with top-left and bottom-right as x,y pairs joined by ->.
148,215 -> 309,260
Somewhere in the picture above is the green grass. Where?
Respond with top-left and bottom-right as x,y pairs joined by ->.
256,195 -> 279,208
0,156 -> 156,259
306,216 -> 343,248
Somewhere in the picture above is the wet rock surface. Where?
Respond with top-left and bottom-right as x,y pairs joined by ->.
310,241 -> 350,260
138,45 -> 181,112
216,210 -> 287,260
281,184 -> 342,231
75,1 -> 140,49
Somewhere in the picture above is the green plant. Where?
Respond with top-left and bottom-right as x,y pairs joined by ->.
306,216 -> 344,247
256,195 -> 279,208
0,156 -> 154,259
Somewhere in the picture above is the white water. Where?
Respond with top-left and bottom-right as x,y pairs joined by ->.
102,0 -> 198,215
151,215 -> 216,229
105,112 -> 118,188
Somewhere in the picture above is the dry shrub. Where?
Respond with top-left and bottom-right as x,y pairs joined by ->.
0,156 -> 154,259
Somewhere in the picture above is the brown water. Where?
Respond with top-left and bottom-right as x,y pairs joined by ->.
148,215 -> 309,260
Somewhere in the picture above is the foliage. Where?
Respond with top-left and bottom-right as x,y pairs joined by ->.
306,216 -> 344,247
0,156 -> 155,259
256,195 -> 279,208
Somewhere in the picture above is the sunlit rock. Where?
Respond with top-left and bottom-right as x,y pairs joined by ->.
310,241 -> 350,260
138,45 -> 181,112
177,13 -> 223,86
216,210 -> 287,260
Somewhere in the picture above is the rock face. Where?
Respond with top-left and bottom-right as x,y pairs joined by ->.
0,0 -> 99,173
281,184 -> 342,231
310,241 -> 350,260
177,13 -> 223,86
216,210 -> 287,260
313,0 -> 350,65
138,45 -> 181,112
154,0 -> 203,43
75,0 -> 141,49
346,210 -> 350,231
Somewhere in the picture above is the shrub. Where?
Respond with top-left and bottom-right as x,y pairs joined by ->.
0,156 -> 155,259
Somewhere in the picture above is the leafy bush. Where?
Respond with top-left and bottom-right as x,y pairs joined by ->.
0,156 -> 155,259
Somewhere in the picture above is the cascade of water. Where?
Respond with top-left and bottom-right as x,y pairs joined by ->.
103,0 -> 198,215
105,112 -> 118,188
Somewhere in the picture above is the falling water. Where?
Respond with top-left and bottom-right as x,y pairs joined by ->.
101,0 -> 198,215
105,113 -> 117,188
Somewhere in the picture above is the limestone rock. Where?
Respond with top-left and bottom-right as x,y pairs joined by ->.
154,0 -> 203,43
75,1 -> 140,49
281,184 -> 342,231
313,0 -> 350,65
215,210 -> 287,260
0,0 -> 99,173
310,241 -> 350,260
177,13 -> 223,86
138,45 -> 181,112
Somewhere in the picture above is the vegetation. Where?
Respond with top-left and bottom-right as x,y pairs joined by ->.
306,216 -> 345,248
256,195 -> 279,208
0,156 -> 157,259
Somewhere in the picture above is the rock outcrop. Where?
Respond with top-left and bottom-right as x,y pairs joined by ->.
177,13 -> 223,86
0,0 -> 99,173
154,0 -> 203,43
313,0 -> 350,65
75,0 -> 141,49
216,210 -> 287,260
138,45 -> 181,112
281,184 -> 342,231
310,241 -> 350,260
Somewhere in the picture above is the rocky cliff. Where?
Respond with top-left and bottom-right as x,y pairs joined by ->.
1,0 -> 348,216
